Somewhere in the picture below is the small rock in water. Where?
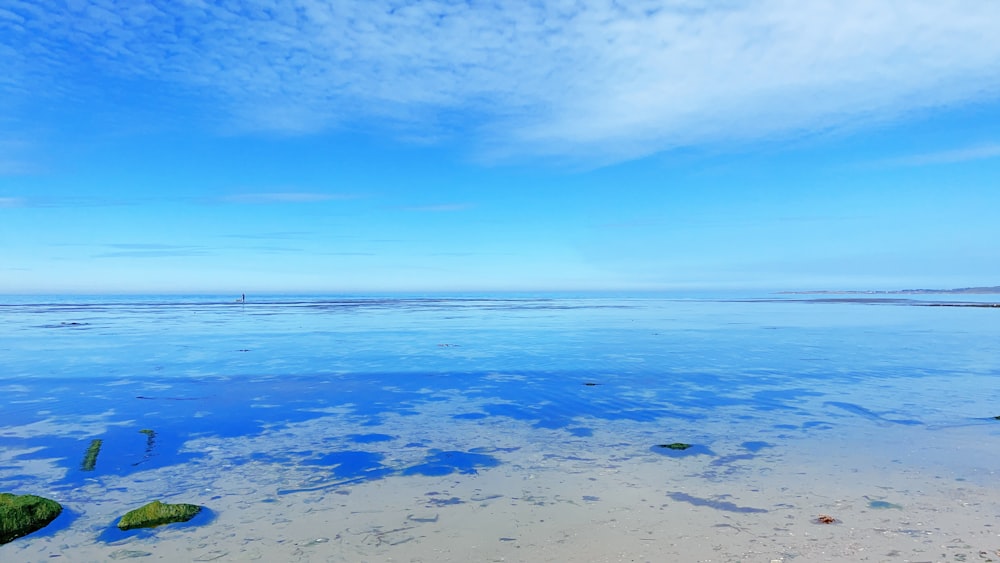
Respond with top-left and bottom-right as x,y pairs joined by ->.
656,443 -> 692,450
117,500 -> 202,530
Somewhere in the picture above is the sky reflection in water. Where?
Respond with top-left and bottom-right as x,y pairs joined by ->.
1,294 -> 998,540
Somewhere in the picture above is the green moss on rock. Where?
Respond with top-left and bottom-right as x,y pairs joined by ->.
657,442 -> 692,450
81,439 -> 102,471
0,493 -> 63,545
117,500 -> 202,530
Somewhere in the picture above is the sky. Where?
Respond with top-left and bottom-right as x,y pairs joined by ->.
2,0 -> 999,294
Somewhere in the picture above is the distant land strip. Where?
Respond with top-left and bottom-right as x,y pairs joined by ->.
777,285 -> 1000,295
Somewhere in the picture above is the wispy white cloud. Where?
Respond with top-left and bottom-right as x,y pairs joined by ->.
227,245 -> 306,254
92,243 -> 210,258
105,244 -> 197,250
0,160 -> 37,176
0,195 -> 196,208
221,231 -> 316,240
879,143 -> 1000,167
400,203 -> 475,213
4,1 -> 1000,163
0,8 -> 25,25
219,192 -> 358,204
0,196 -> 27,208
0,138 -> 42,176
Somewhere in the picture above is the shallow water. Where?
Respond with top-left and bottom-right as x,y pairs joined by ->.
1,294 -> 999,561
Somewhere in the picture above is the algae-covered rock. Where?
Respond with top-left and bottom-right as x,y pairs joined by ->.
0,493 -> 63,544
117,500 -> 202,530
81,439 -> 102,471
657,442 -> 692,450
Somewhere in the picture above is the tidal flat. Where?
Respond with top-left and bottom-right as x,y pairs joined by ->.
1,294 -> 998,561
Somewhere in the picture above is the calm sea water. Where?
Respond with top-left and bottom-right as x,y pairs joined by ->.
1,294 -> 998,560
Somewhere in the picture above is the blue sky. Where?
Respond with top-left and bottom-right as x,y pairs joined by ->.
2,1 -> 999,293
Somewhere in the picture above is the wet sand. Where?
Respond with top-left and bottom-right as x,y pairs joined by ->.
2,296 -> 999,562
6,397 -> 1000,563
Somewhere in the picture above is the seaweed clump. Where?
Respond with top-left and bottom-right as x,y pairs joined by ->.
117,500 -> 201,530
81,439 -> 102,471
657,443 -> 692,450
0,493 -> 63,544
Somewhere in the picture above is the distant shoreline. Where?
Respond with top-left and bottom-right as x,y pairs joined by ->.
777,285 -> 1000,295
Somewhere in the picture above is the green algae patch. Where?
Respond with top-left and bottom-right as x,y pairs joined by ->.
117,500 -> 202,530
657,443 -> 692,450
868,499 -> 902,510
0,493 -> 63,545
81,439 -> 103,471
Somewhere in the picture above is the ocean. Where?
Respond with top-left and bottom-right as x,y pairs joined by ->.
1,294 -> 998,561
